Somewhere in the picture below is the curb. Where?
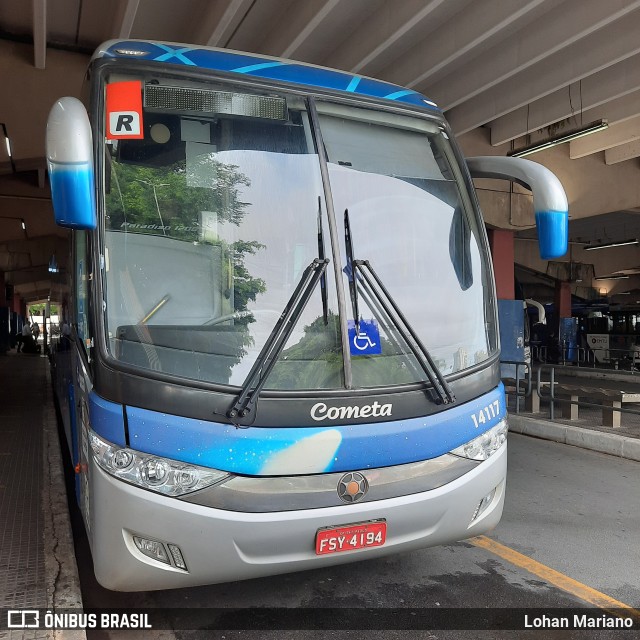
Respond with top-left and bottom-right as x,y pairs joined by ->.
508,414 -> 640,462
43,364 -> 87,640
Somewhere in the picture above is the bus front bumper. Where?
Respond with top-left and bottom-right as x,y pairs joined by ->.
87,443 -> 507,591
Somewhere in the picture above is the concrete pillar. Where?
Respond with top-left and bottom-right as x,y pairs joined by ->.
488,229 -> 515,300
555,281 -> 572,319
552,280 -> 573,363
0,272 -> 8,355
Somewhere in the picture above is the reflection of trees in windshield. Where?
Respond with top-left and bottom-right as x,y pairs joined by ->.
106,155 -> 265,313
229,239 -> 266,315
266,312 -> 446,390
106,155 -> 249,237
268,312 -> 343,389
105,154 -> 267,384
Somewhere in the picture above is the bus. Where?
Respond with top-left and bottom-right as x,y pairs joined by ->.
46,40 -> 568,591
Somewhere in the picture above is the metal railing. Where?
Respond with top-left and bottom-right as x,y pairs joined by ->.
503,362 -> 640,423
531,344 -> 640,373
500,360 -> 531,415
536,364 -> 640,421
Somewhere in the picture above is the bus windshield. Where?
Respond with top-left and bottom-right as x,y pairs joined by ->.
102,72 -> 497,392
316,102 -> 497,386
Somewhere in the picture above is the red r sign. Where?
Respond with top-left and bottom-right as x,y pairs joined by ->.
106,81 -> 144,140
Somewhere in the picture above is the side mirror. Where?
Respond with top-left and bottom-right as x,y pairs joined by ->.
466,156 -> 568,260
46,97 -> 97,229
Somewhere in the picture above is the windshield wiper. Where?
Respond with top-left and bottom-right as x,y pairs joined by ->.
343,209 -> 452,404
318,197 -> 329,325
227,257 -> 329,425
343,209 -> 361,330
352,258 -> 456,406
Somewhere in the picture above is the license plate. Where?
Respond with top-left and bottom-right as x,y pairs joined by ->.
315,520 -> 386,555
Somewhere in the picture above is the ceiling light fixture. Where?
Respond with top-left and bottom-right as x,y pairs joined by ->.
1,123 -> 15,172
1,122 -> 11,157
594,274 -> 629,281
584,239 -> 638,251
508,120 -> 609,158
0,215 -> 27,234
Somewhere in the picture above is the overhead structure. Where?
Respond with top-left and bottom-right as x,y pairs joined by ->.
0,0 -> 639,305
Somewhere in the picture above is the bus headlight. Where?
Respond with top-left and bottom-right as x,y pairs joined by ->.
89,430 -> 230,496
450,419 -> 508,461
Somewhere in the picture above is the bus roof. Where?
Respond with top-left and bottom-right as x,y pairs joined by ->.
95,40 -> 439,113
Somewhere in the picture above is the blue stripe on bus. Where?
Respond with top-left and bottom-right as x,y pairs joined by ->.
153,43 -> 197,66
101,41 -> 438,111
384,89 -> 416,100
116,384 -> 506,476
232,61 -> 286,74
89,391 -> 126,447
346,76 -> 361,92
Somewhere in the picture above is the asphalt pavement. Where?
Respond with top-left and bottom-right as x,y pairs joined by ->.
2,353 -> 639,639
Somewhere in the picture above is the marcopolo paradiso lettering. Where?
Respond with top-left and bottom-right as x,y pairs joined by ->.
310,401 -> 392,421
120,222 -> 200,233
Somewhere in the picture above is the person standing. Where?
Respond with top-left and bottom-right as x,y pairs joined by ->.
18,321 -> 32,353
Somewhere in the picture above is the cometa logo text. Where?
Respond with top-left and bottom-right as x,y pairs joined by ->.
310,402 -> 392,421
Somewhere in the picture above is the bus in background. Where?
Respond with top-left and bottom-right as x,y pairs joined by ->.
46,40 -> 568,591
581,306 -> 640,367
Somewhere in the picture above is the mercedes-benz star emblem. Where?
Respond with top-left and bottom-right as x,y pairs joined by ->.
337,472 -> 369,503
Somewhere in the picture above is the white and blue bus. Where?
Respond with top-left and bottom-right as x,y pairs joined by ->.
46,40 -> 568,591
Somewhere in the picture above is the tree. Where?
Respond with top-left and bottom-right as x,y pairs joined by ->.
106,155 -> 250,239
105,152 -> 266,383
29,303 -> 59,316
106,154 -> 263,313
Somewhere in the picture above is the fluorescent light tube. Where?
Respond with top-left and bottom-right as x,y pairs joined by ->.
508,120 -> 608,158
584,239 -> 638,251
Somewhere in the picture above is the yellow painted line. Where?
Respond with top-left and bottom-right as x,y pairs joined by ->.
471,535 -> 640,621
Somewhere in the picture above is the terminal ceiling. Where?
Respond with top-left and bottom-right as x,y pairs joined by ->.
0,0 -> 639,305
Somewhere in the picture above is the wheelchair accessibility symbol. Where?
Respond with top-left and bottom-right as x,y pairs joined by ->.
348,319 -> 382,355
354,332 -> 376,351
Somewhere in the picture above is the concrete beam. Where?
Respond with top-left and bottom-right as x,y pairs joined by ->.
322,0 -> 451,74
9,267 -> 51,286
447,8 -> 640,135
490,54 -> 640,146
605,140 -> 640,165
429,0 -> 640,110
32,0 -> 47,69
260,0 -> 341,59
112,0 -> 139,39
573,90 -> 640,129
0,40 -> 88,160
16,283 -> 59,303
570,115 -> 640,159
379,0 -> 552,89
194,0 -> 254,48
